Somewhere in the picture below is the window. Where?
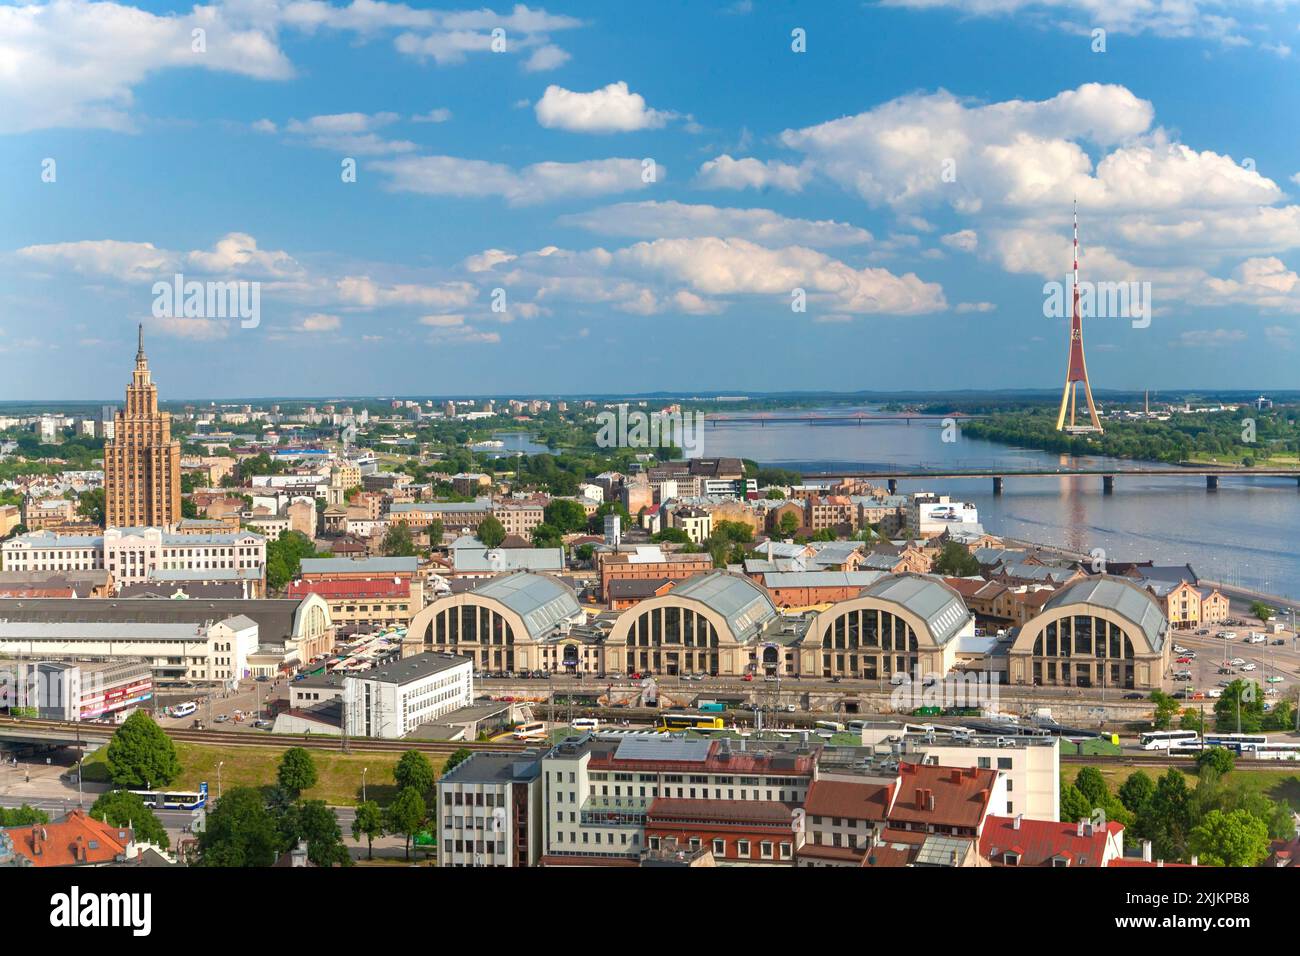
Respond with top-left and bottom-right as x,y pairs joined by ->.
712,839 -> 725,856
760,841 -> 773,859
737,840 -> 750,857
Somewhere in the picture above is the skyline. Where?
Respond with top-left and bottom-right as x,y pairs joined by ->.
6,0 -> 1300,398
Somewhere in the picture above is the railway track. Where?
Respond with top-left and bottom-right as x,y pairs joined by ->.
1,716 -> 529,756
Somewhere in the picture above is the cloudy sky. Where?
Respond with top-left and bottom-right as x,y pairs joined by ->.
4,0 -> 1300,399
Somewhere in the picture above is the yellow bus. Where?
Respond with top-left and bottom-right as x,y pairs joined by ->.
658,713 -> 725,732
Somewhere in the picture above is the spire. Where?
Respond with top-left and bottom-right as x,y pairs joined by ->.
135,323 -> 148,370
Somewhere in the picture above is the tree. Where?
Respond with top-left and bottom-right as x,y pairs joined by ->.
1249,601 -> 1274,623
1179,708 -> 1205,733
1214,680 -> 1265,733
281,799 -> 351,867
1195,746 -> 1236,776
1060,781 -> 1092,824
394,750 -> 436,797
777,511 -> 801,538
198,787 -> 282,867
652,527 -> 692,545
427,517 -> 446,547
1137,769 -> 1194,863
544,499 -> 589,534
477,515 -> 506,548
351,800 -> 385,859
381,523 -> 416,557
76,487 -> 105,526
1188,809 -> 1270,867
443,748 -> 472,775
277,747 -> 319,798
933,541 -> 980,576
1149,690 -> 1180,730
385,786 -> 427,861
105,711 -> 182,788
531,522 -> 563,549
1118,770 -> 1156,816
1073,767 -> 1109,809
0,804 -> 49,826
90,790 -> 169,849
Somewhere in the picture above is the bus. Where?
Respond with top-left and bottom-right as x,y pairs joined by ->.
130,781 -> 208,810
698,702 -> 726,713
657,713 -> 725,732
171,701 -> 198,719
1250,742 -> 1300,760
571,717 -> 600,731
1203,733 -> 1269,752
512,721 -> 547,740
1139,730 -> 1199,750
815,720 -> 846,733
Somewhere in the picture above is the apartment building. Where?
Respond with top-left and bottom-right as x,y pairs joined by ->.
341,652 -> 474,739
438,750 -> 545,867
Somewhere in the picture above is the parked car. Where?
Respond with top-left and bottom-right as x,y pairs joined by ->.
1176,657 -> 1193,664
741,674 -> 753,682
254,719 -> 272,729
1240,663 -> 1257,671
1123,692 -> 1144,700
214,714 -> 230,723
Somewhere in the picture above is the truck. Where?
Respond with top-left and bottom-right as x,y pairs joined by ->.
698,701 -> 725,713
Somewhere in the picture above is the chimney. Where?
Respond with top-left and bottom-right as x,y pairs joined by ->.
32,827 -> 44,856
914,788 -> 925,810
1141,839 -> 1152,862
950,768 -> 962,784
1156,859 -> 1164,868
926,791 -> 935,811
1076,820 -> 1084,837
1013,813 -> 1022,831
1084,821 -> 1093,837
1191,855 -> 1198,867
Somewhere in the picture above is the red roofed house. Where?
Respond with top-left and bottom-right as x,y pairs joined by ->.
979,814 -> 1124,867
886,763 -> 1002,838
1,811 -> 137,867
796,778 -> 897,867
645,799 -> 802,865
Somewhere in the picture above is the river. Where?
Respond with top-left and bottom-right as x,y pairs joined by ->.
693,412 -> 1300,600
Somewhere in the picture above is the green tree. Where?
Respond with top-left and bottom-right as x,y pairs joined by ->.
1249,601 -> 1274,623
76,487 -> 106,526
933,541 -> 980,576
1179,708 -> 1205,733
351,800 -> 385,859
652,526 -> 692,545
105,711 -> 181,788
532,522 -> 564,548
477,515 -> 506,548
1074,767 -> 1109,809
394,750 -> 436,797
0,804 -> 49,826
1213,680 -> 1265,733
777,511 -> 801,538
198,787 -> 281,867
1149,690 -> 1180,730
1188,809 -> 1270,867
544,499 -> 589,534
1118,770 -> 1156,816
381,523 -> 416,557
280,799 -> 351,867
427,517 -> 446,547
1137,768 -> 1194,863
277,747 -> 319,798
1195,746 -> 1236,776
385,786 -> 427,861
90,789 -> 170,849
1060,781 -> 1091,824
443,748 -> 472,775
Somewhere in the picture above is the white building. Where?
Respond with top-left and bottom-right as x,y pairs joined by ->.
1,527 -> 266,589
342,652 -> 474,739
0,614 -> 260,685
909,495 -> 980,538
437,750 -> 545,867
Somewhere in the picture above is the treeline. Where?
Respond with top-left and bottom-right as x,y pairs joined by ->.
961,409 -> 1300,465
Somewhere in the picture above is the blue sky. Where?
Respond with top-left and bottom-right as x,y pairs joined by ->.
3,0 -> 1300,399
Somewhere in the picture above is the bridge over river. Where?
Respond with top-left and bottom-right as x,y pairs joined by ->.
800,465 -> 1300,495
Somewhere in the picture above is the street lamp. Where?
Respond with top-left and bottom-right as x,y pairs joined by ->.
362,767 -> 368,803
217,761 -> 224,799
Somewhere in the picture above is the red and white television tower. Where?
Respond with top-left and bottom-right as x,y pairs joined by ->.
1055,200 -> 1103,434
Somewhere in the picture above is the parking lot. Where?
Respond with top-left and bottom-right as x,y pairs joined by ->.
154,676 -> 291,732
1165,621 -> 1299,703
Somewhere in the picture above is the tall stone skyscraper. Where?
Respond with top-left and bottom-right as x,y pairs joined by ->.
104,325 -> 182,528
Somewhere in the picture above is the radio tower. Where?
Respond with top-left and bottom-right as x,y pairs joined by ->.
1055,200 -> 1103,434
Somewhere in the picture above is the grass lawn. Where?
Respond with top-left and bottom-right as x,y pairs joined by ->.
81,743 -> 445,806
1063,763 -> 1300,811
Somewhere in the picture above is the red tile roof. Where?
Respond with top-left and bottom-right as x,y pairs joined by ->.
804,780 -> 895,822
887,763 -> 997,831
647,799 -> 799,826
979,815 -> 1122,867
287,578 -> 410,599
4,811 -> 132,867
